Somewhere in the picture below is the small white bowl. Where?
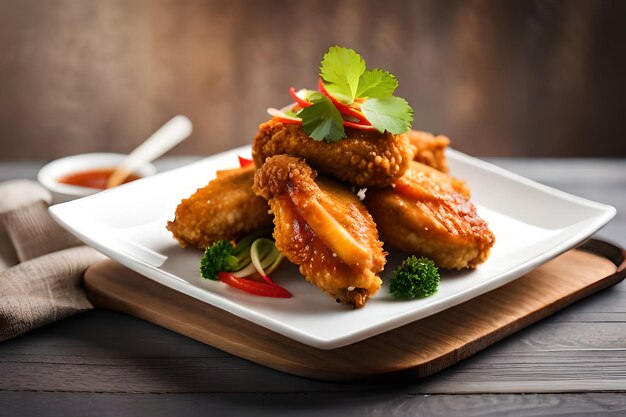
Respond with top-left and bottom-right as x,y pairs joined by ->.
38,153 -> 157,203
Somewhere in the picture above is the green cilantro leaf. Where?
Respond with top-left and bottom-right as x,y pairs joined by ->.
356,69 -> 398,99
283,108 -> 298,118
298,94 -> 346,142
305,91 -> 325,103
361,97 -> 414,134
320,46 -> 365,103
289,46 -> 414,140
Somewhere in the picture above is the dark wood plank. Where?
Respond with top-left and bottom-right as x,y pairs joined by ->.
2,392 -> 626,417
548,286 -> 626,322
0,311 -> 374,394
2,311 -> 626,394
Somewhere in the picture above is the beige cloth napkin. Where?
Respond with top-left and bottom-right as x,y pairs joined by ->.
0,180 -> 106,342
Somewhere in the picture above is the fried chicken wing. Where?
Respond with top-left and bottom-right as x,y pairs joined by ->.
253,155 -> 386,308
364,161 -> 494,269
406,130 -> 471,196
406,130 -> 451,173
167,165 -> 272,249
252,119 -> 414,188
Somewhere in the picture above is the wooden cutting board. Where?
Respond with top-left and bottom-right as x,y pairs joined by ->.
84,239 -> 625,381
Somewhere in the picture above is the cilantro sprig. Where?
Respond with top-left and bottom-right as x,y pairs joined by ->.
361,97 -> 413,135
270,46 -> 414,142
317,46 -> 413,139
299,93 -> 345,143
319,47 -> 366,103
321,47 -> 399,105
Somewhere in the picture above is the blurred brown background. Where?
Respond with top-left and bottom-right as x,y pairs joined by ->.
0,0 -> 624,161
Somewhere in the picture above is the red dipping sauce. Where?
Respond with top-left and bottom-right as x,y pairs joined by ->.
57,168 -> 141,189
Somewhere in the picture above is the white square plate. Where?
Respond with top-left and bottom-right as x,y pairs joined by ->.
50,146 -> 616,349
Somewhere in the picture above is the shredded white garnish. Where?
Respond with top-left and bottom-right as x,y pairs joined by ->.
267,107 -> 301,121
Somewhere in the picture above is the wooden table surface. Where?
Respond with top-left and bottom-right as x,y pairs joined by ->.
1,158 -> 625,416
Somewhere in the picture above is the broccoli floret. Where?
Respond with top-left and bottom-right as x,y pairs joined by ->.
389,256 -> 440,299
200,240 -> 239,280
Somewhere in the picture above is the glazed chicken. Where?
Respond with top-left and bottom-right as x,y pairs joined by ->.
407,130 -> 451,173
252,155 -> 386,308
364,161 -> 494,269
252,119 -> 414,188
167,165 -> 272,249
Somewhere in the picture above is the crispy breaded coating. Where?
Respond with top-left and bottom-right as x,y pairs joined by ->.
253,155 -> 386,308
167,165 -> 272,249
406,130 -> 450,173
364,161 -> 494,270
252,119 -> 414,188
406,130 -> 469,196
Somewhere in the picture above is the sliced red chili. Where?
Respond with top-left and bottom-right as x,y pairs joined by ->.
289,87 -> 312,108
272,116 -> 302,125
258,274 -> 275,285
317,78 -> 371,125
218,272 -> 292,298
343,120 -> 378,131
238,156 -> 254,168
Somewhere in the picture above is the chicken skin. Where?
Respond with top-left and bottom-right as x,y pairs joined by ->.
252,119 -> 414,188
252,155 -> 386,308
406,130 -> 450,173
167,165 -> 272,249
364,161 -> 494,269
406,130 -> 470,197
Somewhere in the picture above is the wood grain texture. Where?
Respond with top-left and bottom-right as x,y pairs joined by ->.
3,392 -> 626,417
82,244 -> 624,381
1,0 -> 625,160
3,310 -> 626,394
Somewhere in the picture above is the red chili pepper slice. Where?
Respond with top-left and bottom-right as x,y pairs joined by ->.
272,116 -> 302,125
317,79 -> 371,125
289,87 -> 312,108
218,272 -> 292,298
259,274 -> 275,285
343,120 -> 378,131
238,156 -> 254,168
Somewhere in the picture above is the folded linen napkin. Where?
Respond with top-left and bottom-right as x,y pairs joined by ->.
0,180 -> 106,342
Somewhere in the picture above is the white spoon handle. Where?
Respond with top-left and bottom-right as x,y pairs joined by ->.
107,115 -> 193,188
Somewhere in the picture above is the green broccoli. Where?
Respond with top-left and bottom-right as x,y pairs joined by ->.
199,231 -> 272,280
200,240 -> 240,280
389,256 -> 440,299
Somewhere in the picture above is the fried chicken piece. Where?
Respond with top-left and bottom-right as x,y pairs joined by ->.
252,119 -> 414,188
364,161 -> 494,269
406,130 -> 470,197
253,155 -> 386,308
406,130 -> 450,173
167,165 -> 272,249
